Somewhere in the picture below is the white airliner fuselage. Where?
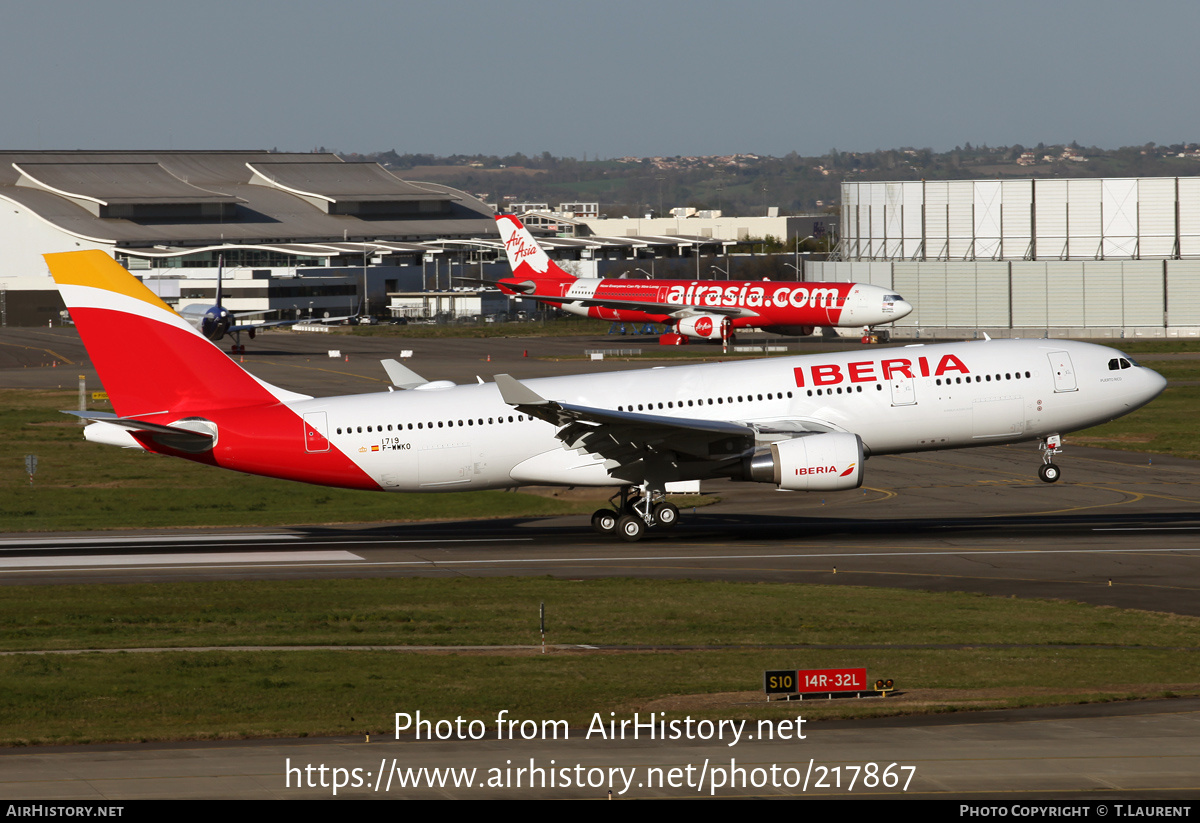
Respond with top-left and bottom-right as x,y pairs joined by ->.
292,339 -> 1163,493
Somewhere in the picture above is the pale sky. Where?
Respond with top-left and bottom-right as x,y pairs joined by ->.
3,0 -> 1197,158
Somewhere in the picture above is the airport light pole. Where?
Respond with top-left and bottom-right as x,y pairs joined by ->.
795,235 -> 814,281
362,247 -> 369,320
361,244 -> 389,320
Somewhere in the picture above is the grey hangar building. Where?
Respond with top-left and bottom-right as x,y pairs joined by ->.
814,177 -> 1200,339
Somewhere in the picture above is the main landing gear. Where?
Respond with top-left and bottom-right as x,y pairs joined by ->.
591,485 -> 679,542
1038,435 -> 1063,483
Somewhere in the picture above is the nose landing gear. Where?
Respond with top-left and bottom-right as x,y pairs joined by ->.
1038,435 -> 1063,483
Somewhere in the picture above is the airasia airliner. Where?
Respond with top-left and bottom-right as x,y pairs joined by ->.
493,214 -> 912,343
47,250 -> 1164,541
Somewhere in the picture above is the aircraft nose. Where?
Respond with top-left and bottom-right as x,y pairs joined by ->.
891,298 -> 913,321
1142,366 -> 1168,402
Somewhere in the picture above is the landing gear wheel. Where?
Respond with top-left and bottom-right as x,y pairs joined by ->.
591,509 -> 618,534
1038,464 -> 1061,483
616,514 -> 646,542
652,501 -> 679,529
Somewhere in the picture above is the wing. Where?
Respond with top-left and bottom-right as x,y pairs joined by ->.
493,374 -> 832,486
508,291 -> 758,319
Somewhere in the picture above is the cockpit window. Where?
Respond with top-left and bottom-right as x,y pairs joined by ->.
884,294 -> 902,302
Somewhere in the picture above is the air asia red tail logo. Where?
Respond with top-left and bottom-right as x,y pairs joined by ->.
693,317 -> 714,336
504,233 -> 540,262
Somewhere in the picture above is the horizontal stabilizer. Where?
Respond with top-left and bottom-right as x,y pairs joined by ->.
62,411 -> 215,442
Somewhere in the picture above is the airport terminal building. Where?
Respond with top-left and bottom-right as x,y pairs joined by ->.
0,150 -> 505,324
812,177 -> 1200,339
0,151 -> 731,326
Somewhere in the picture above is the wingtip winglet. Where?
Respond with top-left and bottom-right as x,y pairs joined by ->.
494,373 -> 549,406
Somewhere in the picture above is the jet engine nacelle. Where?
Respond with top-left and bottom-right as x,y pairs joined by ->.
746,432 -> 864,491
676,314 -> 729,340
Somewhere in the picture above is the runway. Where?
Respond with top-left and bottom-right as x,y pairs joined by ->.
2,437 -> 1198,614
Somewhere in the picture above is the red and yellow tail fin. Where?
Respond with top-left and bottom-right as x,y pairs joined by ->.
45,251 -> 304,419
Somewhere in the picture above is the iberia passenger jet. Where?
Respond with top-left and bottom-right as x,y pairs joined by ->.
46,250 -> 1164,542
493,214 -> 912,343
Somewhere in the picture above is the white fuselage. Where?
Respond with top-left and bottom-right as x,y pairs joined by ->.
295,339 -> 1165,493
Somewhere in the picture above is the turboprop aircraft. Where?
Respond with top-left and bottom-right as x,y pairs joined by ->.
46,249 -> 1165,542
491,214 -> 912,343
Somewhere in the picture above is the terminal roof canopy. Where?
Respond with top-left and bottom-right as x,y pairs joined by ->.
247,161 -> 457,214
0,150 -> 495,247
14,161 -> 241,218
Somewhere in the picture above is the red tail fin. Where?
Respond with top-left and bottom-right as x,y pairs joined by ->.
495,214 -> 576,282
45,251 -> 306,419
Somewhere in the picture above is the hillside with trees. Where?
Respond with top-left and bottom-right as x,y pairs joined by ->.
336,143 -> 1200,217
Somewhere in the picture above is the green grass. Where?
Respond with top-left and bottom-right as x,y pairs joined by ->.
1100,339 -> 1200,354
1,390 -> 597,532
1073,383 -> 1200,459
0,578 -> 1196,745
4,577 -> 1196,652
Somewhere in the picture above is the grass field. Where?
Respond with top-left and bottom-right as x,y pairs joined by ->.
1,577 -> 1195,745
